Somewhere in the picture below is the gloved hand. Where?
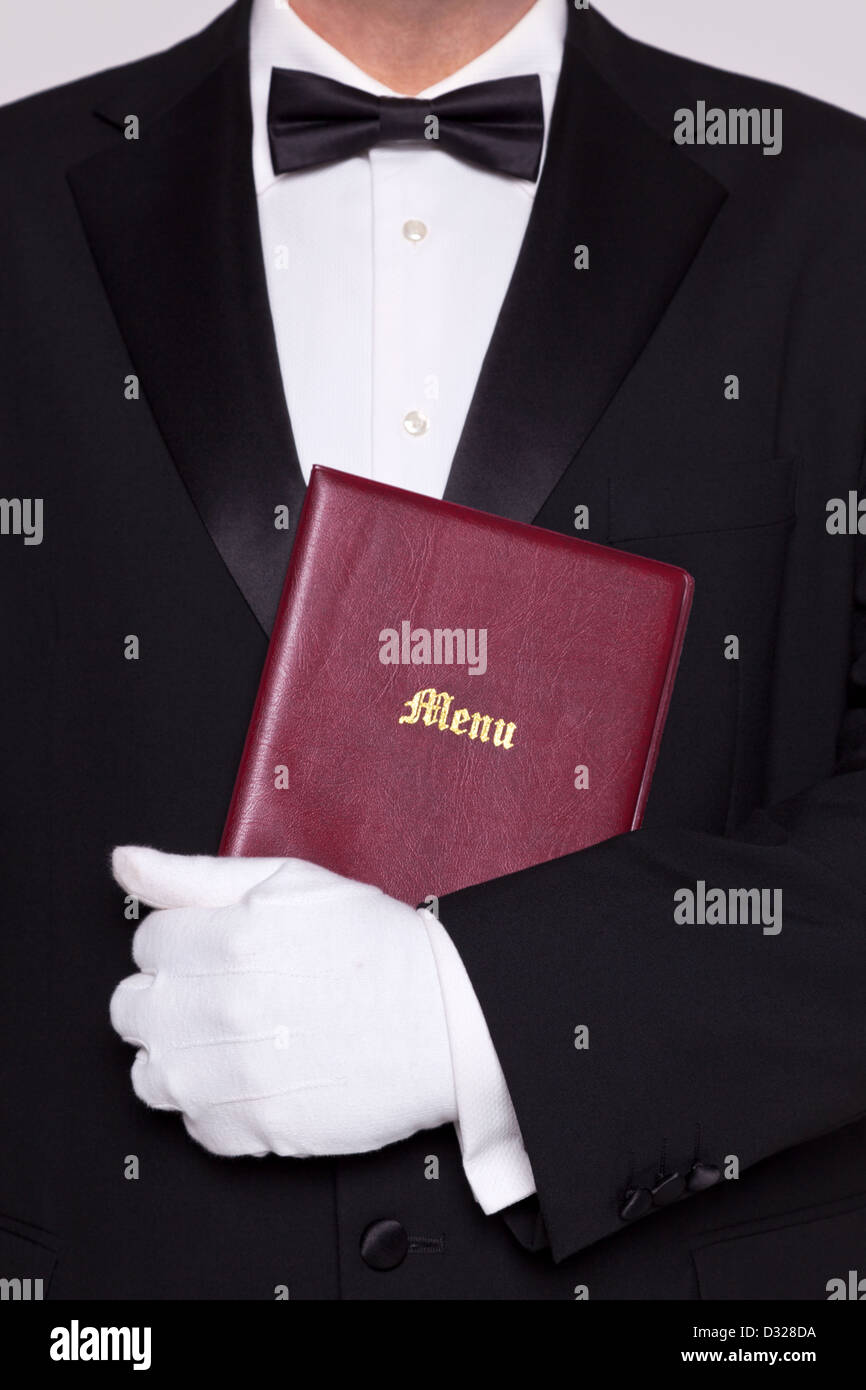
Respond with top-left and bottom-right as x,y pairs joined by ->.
110,848 -> 457,1158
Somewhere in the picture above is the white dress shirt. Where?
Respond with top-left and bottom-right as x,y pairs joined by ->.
248,0 -> 567,1213
250,0 -> 566,496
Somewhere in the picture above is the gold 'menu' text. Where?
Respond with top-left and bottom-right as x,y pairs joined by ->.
398,688 -> 516,749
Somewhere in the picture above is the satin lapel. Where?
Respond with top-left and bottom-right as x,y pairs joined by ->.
443,10 -> 728,521
67,6 -> 304,636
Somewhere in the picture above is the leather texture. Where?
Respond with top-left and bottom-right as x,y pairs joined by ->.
220,468 -> 693,903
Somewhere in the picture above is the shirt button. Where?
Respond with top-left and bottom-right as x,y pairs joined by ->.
402,219 -> 428,243
403,410 -> 429,437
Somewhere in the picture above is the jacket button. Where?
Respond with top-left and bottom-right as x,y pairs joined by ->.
651,1172 -> 685,1206
619,1187 -> 652,1221
687,1162 -> 722,1193
360,1219 -> 409,1271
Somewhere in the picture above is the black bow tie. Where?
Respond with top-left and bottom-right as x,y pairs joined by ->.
267,69 -> 545,181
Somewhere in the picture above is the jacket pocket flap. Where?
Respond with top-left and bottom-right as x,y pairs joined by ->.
693,1195 -> 866,1300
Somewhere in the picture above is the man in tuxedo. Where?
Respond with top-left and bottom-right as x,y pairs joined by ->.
2,0 -> 866,1301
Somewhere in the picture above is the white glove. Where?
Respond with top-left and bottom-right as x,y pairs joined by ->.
110,848 -> 457,1159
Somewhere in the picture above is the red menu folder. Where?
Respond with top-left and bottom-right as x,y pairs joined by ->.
221,467 -> 693,904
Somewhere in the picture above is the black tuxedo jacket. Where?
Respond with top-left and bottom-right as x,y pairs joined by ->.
3,0 -> 866,1300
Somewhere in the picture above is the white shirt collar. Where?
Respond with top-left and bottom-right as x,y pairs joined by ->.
250,0 -> 568,195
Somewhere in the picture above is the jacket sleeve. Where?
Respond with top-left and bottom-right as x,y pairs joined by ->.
440,477 -> 866,1264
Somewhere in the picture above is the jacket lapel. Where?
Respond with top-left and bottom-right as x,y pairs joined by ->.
68,0 -> 303,635
67,0 -> 728,631
444,5 -> 728,521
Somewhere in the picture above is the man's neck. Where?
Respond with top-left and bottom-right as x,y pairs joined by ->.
289,0 -> 539,94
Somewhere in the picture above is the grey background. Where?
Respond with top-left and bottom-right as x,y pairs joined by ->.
1,0 -> 865,118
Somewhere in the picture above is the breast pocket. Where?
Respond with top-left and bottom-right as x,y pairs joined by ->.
607,453 -> 798,546
607,455 -> 799,834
